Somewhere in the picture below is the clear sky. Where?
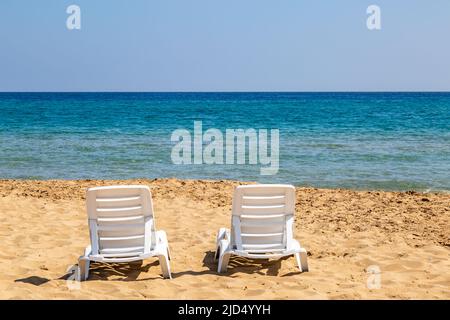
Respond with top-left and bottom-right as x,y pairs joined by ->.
1,0 -> 449,91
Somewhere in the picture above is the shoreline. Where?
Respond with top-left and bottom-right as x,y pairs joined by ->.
1,178 -> 449,194
0,178 -> 449,299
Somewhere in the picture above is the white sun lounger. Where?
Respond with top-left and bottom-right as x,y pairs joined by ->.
214,184 -> 309,273
78,185 -> 172,280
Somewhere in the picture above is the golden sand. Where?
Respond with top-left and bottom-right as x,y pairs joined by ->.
0,179 -> 449,299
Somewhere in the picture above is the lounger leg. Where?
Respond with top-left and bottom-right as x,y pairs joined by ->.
217,252 -> 231,273
295,250 -> 309,272
214,246 -> 220,261
158,252 -> 172,279
78,257 -> 90,281
167,246 -> 172,261
215,228 -> 229,261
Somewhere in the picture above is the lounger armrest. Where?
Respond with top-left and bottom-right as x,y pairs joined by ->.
216,228 -> 230,247
83,245 -> 92,258
288,239 -> 301,251
156,230 -> 169,245
218,238 -> 231,255
153,230 -> 170,255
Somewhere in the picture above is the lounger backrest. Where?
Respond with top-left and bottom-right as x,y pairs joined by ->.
86,185 -> 156,258
231,185 -> 296,253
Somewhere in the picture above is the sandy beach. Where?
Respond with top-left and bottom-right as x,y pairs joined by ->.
0,179 -> 448,299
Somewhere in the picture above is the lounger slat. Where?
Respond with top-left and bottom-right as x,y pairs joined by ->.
242,195 -> 286,206
241,204 -> 285,215
99,235 -> 145,241
242,243 -> 284,249
97,223 -> 143,231
95,206 -> 143,219
240,214 -> 285,219
243,195 -> 285,200
240,248 -> 285,253
240,221 -> 283,227
97,205 -> 142,212
241,225 -> 284,237
97,205 -> 142,213
243,248 -> 286,253
100,246 -> 144,253
97,215 -> 144,222
95,196 -> 142,209
240,188 -> 288,196
101,256 -> 145,262
92,187 -> 143,199
241,232 -> 283,237
100,252 -> 143,258
96,196 -> 141,202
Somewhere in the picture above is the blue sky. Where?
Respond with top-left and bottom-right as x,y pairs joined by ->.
0,0 -> 449,91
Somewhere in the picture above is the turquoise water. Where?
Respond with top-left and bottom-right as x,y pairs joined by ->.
0,92 -> 449,191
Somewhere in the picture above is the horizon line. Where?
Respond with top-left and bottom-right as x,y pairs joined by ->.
1,90 -> 450,94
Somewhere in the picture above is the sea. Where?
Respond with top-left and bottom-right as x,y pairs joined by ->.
0,92 -> 449,191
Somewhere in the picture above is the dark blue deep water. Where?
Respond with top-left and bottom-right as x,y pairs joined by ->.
0,92 -> 449,191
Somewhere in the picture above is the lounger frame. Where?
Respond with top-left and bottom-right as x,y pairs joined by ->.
78,185 -> 171,280
215,184 -> 309,273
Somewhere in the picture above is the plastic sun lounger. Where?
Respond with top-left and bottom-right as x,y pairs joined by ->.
78,185 -> 172,281
214,184 -> 309,273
